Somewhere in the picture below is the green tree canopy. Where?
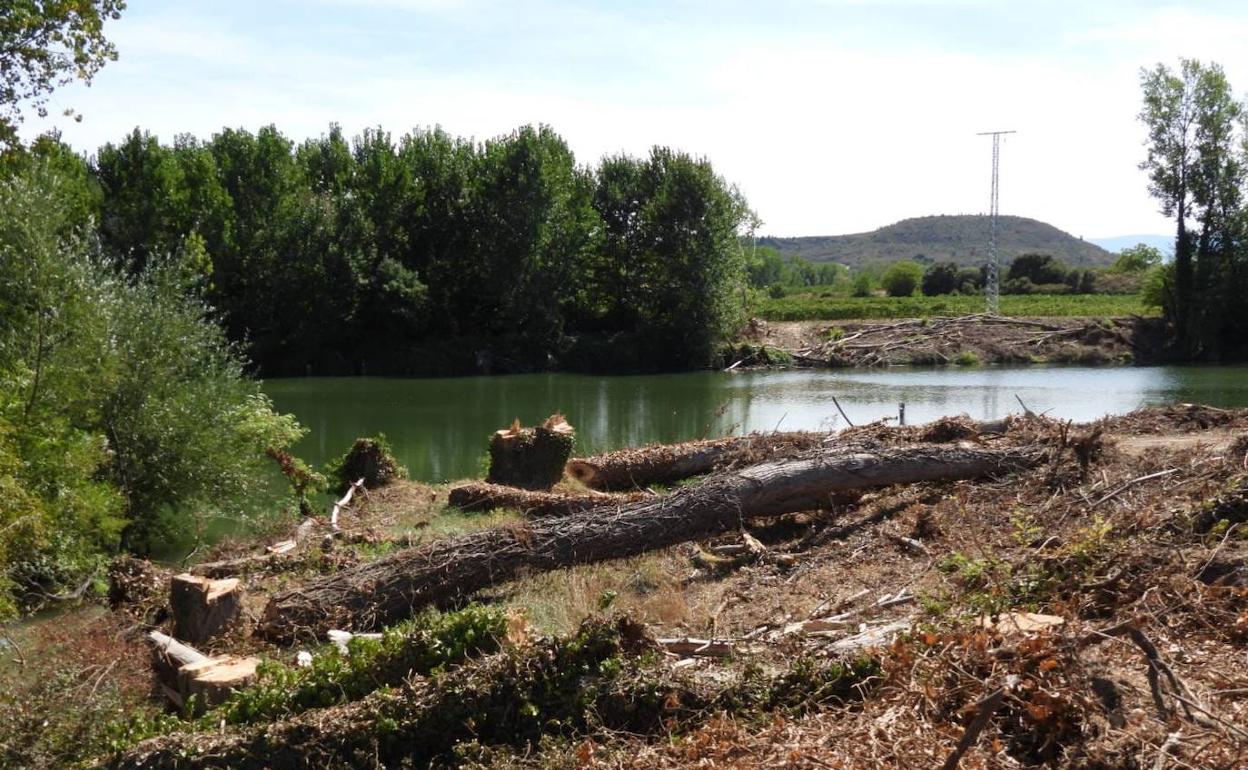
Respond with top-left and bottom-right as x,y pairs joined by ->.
1139,59 -> 1248,357
0,1 -> 126,145
880,260 -> 922,297
920,261 -> 960,296
1110,243 -> 1163,273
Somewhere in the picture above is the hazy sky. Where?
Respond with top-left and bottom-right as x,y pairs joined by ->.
19,0 -> 1248,238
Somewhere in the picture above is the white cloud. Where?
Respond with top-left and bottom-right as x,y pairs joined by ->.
22,0 -> 1248,238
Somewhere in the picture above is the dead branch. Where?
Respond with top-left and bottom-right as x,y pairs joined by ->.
941,688 -> 1006,770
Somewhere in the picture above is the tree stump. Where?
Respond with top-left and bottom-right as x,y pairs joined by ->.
170,574 -> 244,644
486,414 -> 575,491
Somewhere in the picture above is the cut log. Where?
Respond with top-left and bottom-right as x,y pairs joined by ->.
147,631 -> 258,710
447,481 -> 646,517
487,414 -> 576,491
178,655 -> 259,710
170,574 -> 244,644
260,444 -> 1042,642
565,431 -> 824,491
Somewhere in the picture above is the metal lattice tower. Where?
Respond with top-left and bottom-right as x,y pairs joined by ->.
977,130 -> 1015,315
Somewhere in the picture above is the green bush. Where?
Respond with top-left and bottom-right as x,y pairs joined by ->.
0,162 -> 304,609
327,434 -> 407,494
215,604 -> 507,726
921,261 -> 960,296
880,261 -> 923,297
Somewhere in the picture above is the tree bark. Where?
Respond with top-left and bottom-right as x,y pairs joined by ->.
170,574 -> 244,644
260,445 -> 1040,643
565,431 -> 825,491
447,481 -> 646,517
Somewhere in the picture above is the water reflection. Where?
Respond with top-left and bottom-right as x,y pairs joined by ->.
264,365 -> 1248,483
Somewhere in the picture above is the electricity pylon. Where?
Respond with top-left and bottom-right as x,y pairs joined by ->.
977,130 -> 1015,315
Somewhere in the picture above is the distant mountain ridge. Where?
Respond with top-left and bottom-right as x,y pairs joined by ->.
760,215 -> 1115,268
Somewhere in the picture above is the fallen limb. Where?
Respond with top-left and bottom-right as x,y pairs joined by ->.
330,477 -> 365,529
260,444 -> 1041,642
565,431 -> 825,491
447,481 -> 646,517
941,688 -> 1006,770
657,637 -> 737,658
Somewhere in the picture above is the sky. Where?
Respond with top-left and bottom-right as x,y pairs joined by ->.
19,0 -> 1248,239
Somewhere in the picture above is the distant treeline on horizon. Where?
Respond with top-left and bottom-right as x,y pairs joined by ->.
2,123 -> 757,375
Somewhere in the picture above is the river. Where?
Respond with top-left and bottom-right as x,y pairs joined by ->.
264,365 -> 1248,483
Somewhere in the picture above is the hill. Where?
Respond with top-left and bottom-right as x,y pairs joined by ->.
760,214 -> 1115,268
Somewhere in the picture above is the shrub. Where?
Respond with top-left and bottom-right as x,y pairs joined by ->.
1006,253 -> 1069,286
921,261 -> 960,296
328,434 -> 407,494
880,261 -> 923,297
0,162 -> 304,606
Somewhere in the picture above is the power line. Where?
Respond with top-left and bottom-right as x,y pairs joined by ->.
976,130 -> 1015,315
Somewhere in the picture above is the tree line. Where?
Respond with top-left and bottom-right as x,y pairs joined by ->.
1140,59 -> 1248,359
6,124 -> 753,376
0,123 -> 752,611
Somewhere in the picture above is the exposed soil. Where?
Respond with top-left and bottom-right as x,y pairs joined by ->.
741,315 -> 1163,367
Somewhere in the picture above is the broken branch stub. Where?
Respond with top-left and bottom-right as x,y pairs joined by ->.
260,444 -> 1042,643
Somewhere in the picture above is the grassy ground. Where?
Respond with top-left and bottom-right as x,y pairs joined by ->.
754,291 -> 1153,321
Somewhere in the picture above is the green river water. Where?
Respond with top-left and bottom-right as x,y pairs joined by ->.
265,365 -> 1248,483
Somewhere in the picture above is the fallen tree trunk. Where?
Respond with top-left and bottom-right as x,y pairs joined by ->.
447,481 -> 647,517
260,445 -> 1041,642
566,431 -> 826,491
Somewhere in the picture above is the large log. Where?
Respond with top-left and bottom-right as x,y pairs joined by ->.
260,445 -> 1040,642
566,431 -> 825,491
447,481 -> 647,517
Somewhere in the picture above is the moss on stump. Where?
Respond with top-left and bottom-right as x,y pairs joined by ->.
486,414 -> 575,491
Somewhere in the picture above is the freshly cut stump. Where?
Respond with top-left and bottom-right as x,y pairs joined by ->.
486,414 -> 576,491
170,574 -> 244,644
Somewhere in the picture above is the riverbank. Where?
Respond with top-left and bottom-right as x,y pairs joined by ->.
735,315 -> 1165,368
3,404 -> 1246,768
